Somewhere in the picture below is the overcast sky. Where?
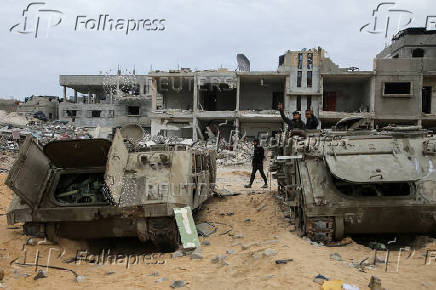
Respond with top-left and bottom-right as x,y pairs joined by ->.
0,0 -> 434,99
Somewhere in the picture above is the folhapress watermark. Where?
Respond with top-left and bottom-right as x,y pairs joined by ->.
360,2 -> 436,38
75,15 -> 165,35
10,2 -> 166,38
9,2 -> 63,38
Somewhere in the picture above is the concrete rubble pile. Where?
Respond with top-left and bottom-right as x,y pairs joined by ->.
214,141 -> 252,166
127,132 -> 252,166
0,122 -> 92,147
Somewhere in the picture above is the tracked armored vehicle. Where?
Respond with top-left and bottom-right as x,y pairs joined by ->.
6,129 -> 216,250
271,125 -> 436,243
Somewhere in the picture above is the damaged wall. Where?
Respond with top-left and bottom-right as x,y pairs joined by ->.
239,79 -> 284,110
322,79 -> 371,112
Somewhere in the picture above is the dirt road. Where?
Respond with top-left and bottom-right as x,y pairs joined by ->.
0,167 -> 435,289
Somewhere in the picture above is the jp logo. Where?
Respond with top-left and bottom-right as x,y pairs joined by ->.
10,2 -> 63,38
360,2 -> 414,38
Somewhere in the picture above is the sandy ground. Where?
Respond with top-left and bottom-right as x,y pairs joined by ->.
0,167 -> 436,289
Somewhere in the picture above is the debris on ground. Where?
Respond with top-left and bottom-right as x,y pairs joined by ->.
155,277 -> 169,283
326,237 -> 353,247
231,234 -> 244,239
226,249 -> 236,255
214,188 -> 241,197
174,207 -> 200,249
263,248 -> 278,257
211,255 -> 226,264
75,275 -> 86,283
368,242 -> 387,251
313,274 -> 329,285
201,240 -> 211,246
321,280 -> 343,289
343,283 -> 360,290
256,204 -> 267,212
33,270 -> 48,281
330,253 -> 343,261
196,223 -> 216,237
368,276 -> 383,290
190,247 -> 204,260
275,259 -> 293,264
170,280 -> 188,288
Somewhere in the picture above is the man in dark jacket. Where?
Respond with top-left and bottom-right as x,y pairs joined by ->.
277,103 -> 305,130
245,139 -> 268,188
305,109 -> 319,129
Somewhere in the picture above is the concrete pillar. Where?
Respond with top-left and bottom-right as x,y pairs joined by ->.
110,90 -> 113,105
88,92 -> 92,104
95,94 -> 100,104
193,76 -> 198,112
152,78 -> 158,110
74,89 -> 78,103
236,75 -> 240,111
139,82 -> 144,96
63,86 -> 67,101
284,76 -> 290,111
151,119 -> 160,136
192,117 -> 198,141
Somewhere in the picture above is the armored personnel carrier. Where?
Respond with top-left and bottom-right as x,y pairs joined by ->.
6,129 -> 216,250
271,124 -> 436,243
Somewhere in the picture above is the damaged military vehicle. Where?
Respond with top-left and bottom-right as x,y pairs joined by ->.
6,129 -> 216,250
271,122 -> 436,243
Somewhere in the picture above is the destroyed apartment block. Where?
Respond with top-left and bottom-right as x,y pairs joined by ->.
57,27 -> 436,140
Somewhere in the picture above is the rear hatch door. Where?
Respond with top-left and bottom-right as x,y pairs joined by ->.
6,136 -> 52,208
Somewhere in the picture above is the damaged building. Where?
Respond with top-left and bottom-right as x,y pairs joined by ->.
16,96 -> 60,120
59,72 -> 152,128
149,69 -> 287,141
58,27 -> 436,138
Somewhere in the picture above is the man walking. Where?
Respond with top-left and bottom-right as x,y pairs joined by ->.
245,139 -> 268,189
277,103 -> 305,130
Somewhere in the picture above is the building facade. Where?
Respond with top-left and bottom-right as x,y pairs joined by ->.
59,27 -> 436,138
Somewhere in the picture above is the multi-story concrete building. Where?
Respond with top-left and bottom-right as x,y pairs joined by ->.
59,27 -> 436,138
59,73 -> 152,128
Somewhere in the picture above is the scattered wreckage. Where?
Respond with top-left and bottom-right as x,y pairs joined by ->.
271,118 -> 436,243
6,129 -> 216,250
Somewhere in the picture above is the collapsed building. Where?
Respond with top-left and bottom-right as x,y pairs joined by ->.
16,96 -> 60,120
59,27 -> 436,139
